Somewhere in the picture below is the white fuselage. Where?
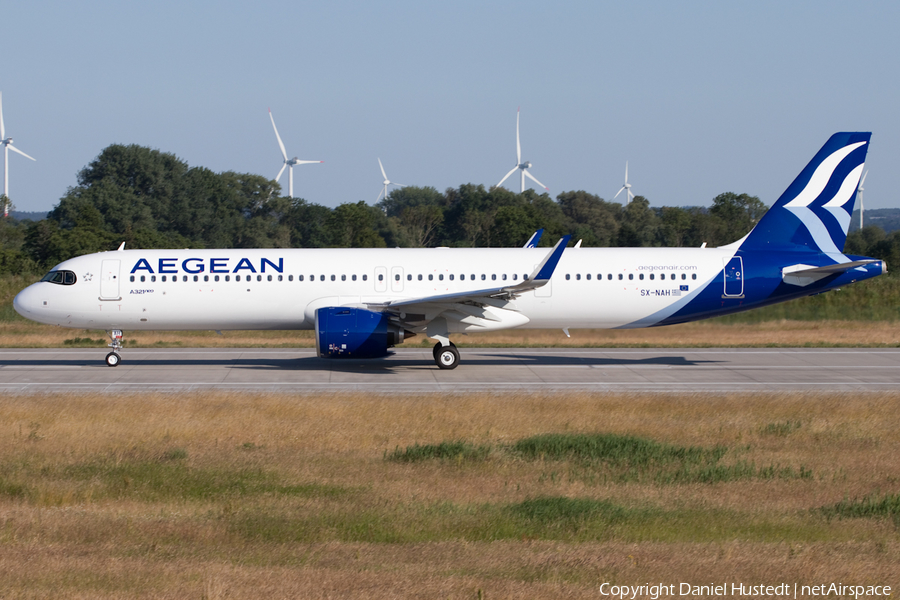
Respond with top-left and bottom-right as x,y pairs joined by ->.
14,246 -> 732,333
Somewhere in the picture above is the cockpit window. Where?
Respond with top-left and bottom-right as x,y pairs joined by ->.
41,270 -> 77,286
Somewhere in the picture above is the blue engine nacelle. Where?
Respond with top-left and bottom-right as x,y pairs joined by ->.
315,307 -> 411,358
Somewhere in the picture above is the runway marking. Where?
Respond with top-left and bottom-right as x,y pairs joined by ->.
0,382 -> 895,388
0,348 -> 896,392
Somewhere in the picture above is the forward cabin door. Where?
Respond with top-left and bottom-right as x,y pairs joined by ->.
99,259 -> 121,300
723,256 -> 744,297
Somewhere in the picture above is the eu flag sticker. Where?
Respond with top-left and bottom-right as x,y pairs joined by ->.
680,285 -> 689,292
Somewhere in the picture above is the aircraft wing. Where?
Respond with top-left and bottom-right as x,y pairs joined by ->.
366,236 -> 570,327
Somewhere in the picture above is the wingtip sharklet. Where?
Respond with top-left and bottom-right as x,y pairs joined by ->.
531,235 -> 570,281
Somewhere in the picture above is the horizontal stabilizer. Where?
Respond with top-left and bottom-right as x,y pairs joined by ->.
782,260 -> 881,287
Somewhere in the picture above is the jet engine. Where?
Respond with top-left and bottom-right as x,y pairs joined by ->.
315,307 -> 412,358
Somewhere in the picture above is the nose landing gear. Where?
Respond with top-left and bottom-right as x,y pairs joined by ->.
105,330 -> 124,367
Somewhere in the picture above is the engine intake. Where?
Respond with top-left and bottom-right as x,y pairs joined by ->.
315,307 -> 412,358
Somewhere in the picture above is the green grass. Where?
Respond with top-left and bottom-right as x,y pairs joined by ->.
62,337 -> 107,346
226,496 -> 845,544
761,420 -> 802,436
0,450 -> 353,505
387,441 -> 491,462
822,493 -> 900,522
510,432 -> 724,466
388,433 -> 813,485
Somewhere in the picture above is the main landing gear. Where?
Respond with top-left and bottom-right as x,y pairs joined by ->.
105,330 -> 124,367
433,342 -> 459,370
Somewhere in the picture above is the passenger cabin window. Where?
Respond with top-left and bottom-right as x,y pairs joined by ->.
42,270 -> 77,286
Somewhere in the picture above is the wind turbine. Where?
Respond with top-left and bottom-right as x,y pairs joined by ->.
857,169 -> 868,229
376,158 -> 404,202
268,108 -> 322,198
1,92 -> 36,217
614,161 -> 634,204
496,108 -> 548,193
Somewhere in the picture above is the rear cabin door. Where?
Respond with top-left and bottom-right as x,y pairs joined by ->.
100,259 -> 121,300
723,256 -> 744,297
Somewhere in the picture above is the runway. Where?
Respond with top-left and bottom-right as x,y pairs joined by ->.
0,347 -> 897,392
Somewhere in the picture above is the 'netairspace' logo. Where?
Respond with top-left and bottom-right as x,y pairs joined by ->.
598,582 -> 892,599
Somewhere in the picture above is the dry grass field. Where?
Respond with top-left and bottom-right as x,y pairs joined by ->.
0,391 -> 897,598
3,319 -> 900,349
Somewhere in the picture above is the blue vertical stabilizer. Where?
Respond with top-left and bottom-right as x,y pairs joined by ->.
738,132 -> 870,256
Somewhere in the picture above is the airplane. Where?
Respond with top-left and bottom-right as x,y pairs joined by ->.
14,132 -> 883,370
523,229 -> 543,248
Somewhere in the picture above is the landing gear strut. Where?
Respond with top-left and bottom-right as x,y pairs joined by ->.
433,341 -> 459,370
105,330 -> 123,367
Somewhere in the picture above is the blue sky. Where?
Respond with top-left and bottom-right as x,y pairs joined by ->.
3,1 -> 898,213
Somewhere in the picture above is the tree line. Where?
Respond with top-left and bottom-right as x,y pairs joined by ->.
0,143 -> 895,275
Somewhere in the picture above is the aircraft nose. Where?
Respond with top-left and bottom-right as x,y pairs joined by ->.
13,284 -> 40,317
